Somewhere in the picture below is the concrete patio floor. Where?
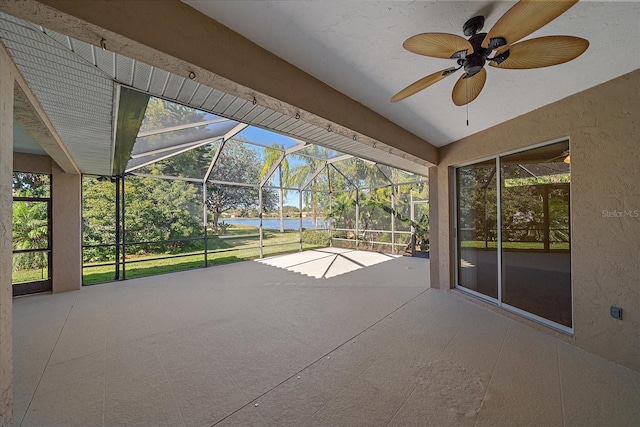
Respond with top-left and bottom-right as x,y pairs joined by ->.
13,254 -> 640,426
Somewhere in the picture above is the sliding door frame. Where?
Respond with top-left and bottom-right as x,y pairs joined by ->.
453,137 -> 573,334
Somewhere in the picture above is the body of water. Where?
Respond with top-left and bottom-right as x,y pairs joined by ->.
220,218 -> 328,230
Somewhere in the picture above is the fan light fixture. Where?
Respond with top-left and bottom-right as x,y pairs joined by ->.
391,0 -> 589,106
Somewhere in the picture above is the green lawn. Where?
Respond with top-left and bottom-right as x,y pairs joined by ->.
81,228 -> 326,285
11,266 -> 49,285
13,233 -> 567,287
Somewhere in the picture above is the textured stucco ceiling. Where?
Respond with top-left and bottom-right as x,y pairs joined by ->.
185,0 -> 640,147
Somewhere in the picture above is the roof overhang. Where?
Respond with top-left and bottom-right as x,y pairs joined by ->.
0,0 -> 437,175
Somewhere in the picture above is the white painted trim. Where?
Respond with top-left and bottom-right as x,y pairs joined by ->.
502,303 -> 573,335
455,285 -> 499,306
110,83 -> 121,176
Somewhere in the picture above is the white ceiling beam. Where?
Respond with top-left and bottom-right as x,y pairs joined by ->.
203,139 -> 226,183
125,137 -> 214,173
129,172 -> 202,183
137,117 -> 230,137
327,154 -> 352,164
301,161 -> 327,191
259,152 -> 286,187
285,142 -> 308,155
202,122 -> 249,182
130,137 -> 221,159
223,122 -> 248,141
329,163 -> 358,190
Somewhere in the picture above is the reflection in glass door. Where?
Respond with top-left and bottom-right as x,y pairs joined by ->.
500,142 -> 571,328
455,160 -> 498,300
455,141 -> 572,331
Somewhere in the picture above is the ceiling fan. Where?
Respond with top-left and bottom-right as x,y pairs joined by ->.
391,0 -> 589,106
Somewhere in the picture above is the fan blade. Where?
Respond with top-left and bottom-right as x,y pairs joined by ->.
490,36 -> 588,69
404,33 -> 473,59
482,0 -> 579,48
391,67 -> 458,102
452,68 -> 487,106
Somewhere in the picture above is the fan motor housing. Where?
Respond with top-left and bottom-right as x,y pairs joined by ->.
463,33 -> 490,77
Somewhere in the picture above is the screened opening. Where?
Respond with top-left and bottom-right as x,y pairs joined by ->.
82,96 -> 428,284
12,172 -> 52,296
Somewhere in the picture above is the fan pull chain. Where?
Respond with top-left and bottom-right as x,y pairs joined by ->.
466,77 -> 469,126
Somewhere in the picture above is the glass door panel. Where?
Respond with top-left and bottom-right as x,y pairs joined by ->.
456,160 -> 498,299
500,141 -> 571,328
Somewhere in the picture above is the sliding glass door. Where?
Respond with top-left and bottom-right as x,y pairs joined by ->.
455,141 -> 572,331
455,160 -> 498,299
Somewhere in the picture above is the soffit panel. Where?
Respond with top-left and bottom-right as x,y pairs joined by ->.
0,13 -> 114,175
1,12 -> 429,176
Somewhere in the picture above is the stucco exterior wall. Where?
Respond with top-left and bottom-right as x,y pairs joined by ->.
51,164 -> 81,293
12,153 -> 82,293
430,69 -> 640,371
13,152 -> 51,173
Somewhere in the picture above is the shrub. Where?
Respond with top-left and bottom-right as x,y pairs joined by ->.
301,229 -> 330,246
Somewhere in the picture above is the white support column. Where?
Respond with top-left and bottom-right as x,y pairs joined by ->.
410,190 -> 415,254
0,48 -> 14,426
327,168 -> 332,247
278,165 -> 284,233
391,185 -> 396,254
299,191 -> 303,252
203,182 -> 208,267
355,191 -> 360,249
329,191 -> 333,247
258,187 -> 263,258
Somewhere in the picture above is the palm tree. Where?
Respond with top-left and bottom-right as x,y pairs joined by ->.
332,191 -> 355,230
12,201 -> 49,271
260,143 -> 289,232
286,146 -> 333,224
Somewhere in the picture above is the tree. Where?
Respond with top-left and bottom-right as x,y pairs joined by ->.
141,97 -> 207,132
137,98 -> 214,179
12,173 -> 49,198
82,175 -> 203,261
260,143 -> 288,232
133,98 -> 279,233
287,146 -> 331,222
82,177 -> 117,262
206,140 -> 277,231
124,176 -> 202,251
12,172 -> 50,272
12,201 -> 48,270
332,191 -> 356,230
